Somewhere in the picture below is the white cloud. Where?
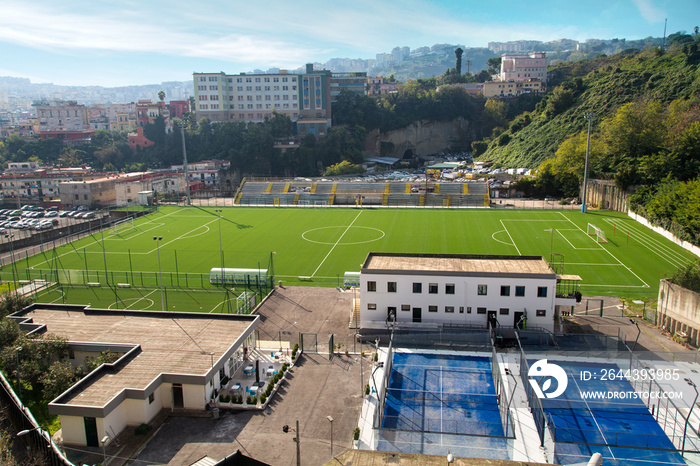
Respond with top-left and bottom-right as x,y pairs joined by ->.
631,0 -> 666,23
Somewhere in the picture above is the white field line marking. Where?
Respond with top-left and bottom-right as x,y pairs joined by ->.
555,228 -> 599,251
571,375 -> 615,460
500,220 -> 521,255
492,230 -> 513,246
125,289 -> 158,309
602,218 -> 694,269
559,213 -> 649,288
311,211 -> 363,277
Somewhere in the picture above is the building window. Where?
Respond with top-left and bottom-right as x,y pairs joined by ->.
387,282 -> 397,293
464,307 -> 470,313
367,303 -> 377,310
536,309 -> 547,317
428,305 -> 438,313
477,284 -> 487,296
515,286 -> 525,297
500,308 -> 509,315
477,307 -> 487,314
537,287 -> 548,298
401,304 -> 410,312
428,283 -> 438,294
445,306 -> 454,313
148,393 -> 154,404
367,281 -> 376,292
445,284 -> 455,294
413,283 -> 422,293
501,286 -> 510,297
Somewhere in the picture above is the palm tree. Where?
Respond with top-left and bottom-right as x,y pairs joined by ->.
455,48 -> 463,75
158,90 -> 166,102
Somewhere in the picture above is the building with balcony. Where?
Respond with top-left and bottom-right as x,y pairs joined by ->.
358,253 -> 579,332
483,79 -> 543,98
34,101 -> 89,132
368,77 -> 400,98
115,172 -> 185,206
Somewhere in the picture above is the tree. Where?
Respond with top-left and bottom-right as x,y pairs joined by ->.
41,361 -> 76,400
455,48 -> 464,76
158,90 -> 166,102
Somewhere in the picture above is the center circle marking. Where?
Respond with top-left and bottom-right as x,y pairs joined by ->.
302,226 -> 385,245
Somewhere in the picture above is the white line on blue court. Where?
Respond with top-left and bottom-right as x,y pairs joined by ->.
311,210 -> 363,277
570,375 -> 616,460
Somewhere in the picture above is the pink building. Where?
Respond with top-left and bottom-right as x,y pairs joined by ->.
499,52 -> 547,83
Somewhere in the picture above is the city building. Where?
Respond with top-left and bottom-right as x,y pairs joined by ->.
8,304 -> 258,447
488,40 -> 543,54
115,172 -> 186,206
59,173 -> 143,208
37,129 -> 95,144
128,127 -> 155,150
193,64 -> 332,137
136,100 -> 169,128
358,252 -> 579,332
483,79 -> 543,98
167,100 -> 190,120
499,52 -> 547,83
33,100 -> 89,132
169,159 -> 231,190
107,103 -> 138,131
0,164 -> 93,204
330,72 -> 368,102
368,77 -> 400,98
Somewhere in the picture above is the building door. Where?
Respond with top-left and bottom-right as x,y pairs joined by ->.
387,307 -> 396,322
83,417 -> 99,447
514,312 -> 525,329
412,307 -> 422,323
487,311 -> 498,329
172,384 -> 184,409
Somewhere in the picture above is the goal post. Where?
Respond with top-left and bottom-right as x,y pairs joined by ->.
111,217 -> 134,235
586,223 -> 608,243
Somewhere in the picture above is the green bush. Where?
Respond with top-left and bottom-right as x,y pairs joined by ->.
247,395 -> 257,405
373,353 -> 378,362
365,384 -> 370,396
135,423 -> 152,436
282,362 -> 289,371
353,427 -> 361,441
232,395 -> 243,404
292,344 -> 299,359
260,393 -> 267,404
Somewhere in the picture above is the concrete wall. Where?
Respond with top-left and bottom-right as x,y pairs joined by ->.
585,179 -> 630,212
365,117 -> 474,159
359,272 -> 555,331
59,415 -> 86,445
658,279 -> 700,347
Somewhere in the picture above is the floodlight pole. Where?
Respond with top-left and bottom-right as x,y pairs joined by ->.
180,121 -> 191,206
153,236 -> 164,312
5,234 -> 18,298
15,346 -> 21,399
327,415 -> 334,459
581,113 -> 596,213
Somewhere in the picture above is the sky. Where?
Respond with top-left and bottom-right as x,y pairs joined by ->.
0,0 -> 698,87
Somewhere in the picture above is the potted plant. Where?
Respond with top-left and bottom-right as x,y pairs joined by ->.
353,427 -> 360,448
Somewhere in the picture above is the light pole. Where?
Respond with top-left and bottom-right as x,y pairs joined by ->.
545,228 -> 554,263
682,378 -> 698,457
153,236 -> 164,311
282,420 -> 301,466
581,112 -> 596,213
5,234 -> 18,297
327,415 -> 334,459
15,346 -> 22,400
271,251 -> 276,286
215,210 -> 224,271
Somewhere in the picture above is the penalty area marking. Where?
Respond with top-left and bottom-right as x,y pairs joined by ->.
491,230 -> 513,246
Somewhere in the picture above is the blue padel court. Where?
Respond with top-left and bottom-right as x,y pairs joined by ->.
377,352 -> 512,458
537,360 -> 685,466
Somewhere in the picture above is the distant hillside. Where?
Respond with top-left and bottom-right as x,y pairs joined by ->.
479,47 -> 700,168
372,47 -> 497,80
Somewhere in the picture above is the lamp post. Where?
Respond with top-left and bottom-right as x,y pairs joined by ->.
214,210 -> 224,271
282,420 -> 301,466
327,415 -> 334,459
271,251 -> 276,286
153,236 -> 164,311
682,378 -> 698,457
15,346 -> 22,399
629,318 -> 641,352
5,234 -> 18,297
581,112 -> 596,213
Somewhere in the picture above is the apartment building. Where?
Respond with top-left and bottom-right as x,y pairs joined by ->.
330,72 -> 368,102
499,52 -> 547,83
193,64 -> 332,136
115,172 -> 185,206
34,101 -> 89,132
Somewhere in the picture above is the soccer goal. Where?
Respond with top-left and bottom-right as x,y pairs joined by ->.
314,200 -> 329,208
587,223 -> 608,243
298,200 -> 311,207
111,217 -> 134,235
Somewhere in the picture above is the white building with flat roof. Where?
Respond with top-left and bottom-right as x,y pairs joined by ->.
358,253 -> 578,332
9,304 -> 258,448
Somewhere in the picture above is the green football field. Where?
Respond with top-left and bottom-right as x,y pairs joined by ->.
4,206 -> 697,307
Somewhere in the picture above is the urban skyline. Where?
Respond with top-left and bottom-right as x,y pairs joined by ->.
1,0 -> 697,87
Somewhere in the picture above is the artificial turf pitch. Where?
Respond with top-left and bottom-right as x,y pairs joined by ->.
5,205 -> 696,310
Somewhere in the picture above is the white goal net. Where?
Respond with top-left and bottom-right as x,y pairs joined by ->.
111,217 -> 134,235
586,223 -> 608,243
